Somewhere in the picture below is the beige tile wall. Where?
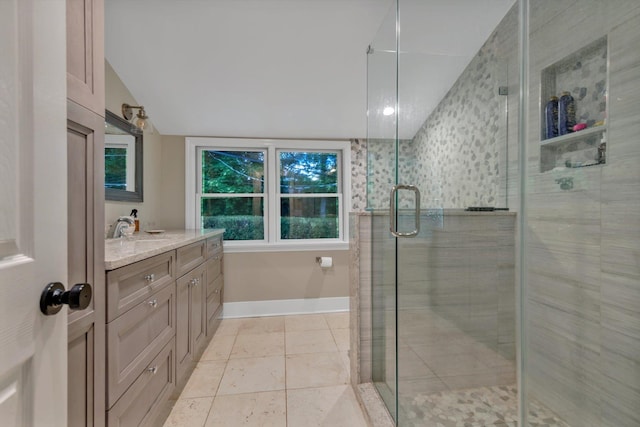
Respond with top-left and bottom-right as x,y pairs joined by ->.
351,211 -> 517,393
525,2 -> 640,426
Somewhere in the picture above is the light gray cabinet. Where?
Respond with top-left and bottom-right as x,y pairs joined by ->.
205,237 -> 224,337
176,263 -> 207,382
66,0 -> 104,116
176,240 -> 206,277
105,233 -> 223,426
106,252 -> 177,426
106,252 -> 175,323
106,338 -> 176,427
106,283 -> 175,407
67,97 -> 105,427
66,0 -> 105,425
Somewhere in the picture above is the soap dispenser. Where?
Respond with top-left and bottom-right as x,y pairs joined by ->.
130,209 -> 139,232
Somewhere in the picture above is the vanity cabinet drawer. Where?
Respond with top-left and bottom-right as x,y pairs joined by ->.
206,235 -> 223,259
107,283 -> 175,408
106,251 -> 175,322
205,256 -> 222,297
176,240 -> 206,278
107,338 -> 175,427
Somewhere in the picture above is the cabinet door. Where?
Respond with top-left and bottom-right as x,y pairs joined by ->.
67,101 -> 105,427
191,264 -> 207,359
176,263 -> 207,382
67,0 -> 104,116
205,257 -> 223,337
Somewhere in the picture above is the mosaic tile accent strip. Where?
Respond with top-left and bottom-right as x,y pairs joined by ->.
351,138 -> 368,212
399,385 -> 570,427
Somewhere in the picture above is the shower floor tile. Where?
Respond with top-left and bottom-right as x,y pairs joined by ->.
399,384 -> 570,427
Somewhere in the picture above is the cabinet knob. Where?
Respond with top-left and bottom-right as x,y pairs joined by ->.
144,274 -> 155,282
148,299 -> 158,308
40,282 -> 92,315
214,288 -> 220,294
147,366 -> 158,375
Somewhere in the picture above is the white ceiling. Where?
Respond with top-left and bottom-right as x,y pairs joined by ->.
105,0 -> 514,140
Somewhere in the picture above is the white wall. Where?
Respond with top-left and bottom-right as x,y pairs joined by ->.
105,68 -> 354,304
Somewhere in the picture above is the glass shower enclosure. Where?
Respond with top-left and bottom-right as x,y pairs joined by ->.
368,1 -> 518,424
366,0 -> 640,426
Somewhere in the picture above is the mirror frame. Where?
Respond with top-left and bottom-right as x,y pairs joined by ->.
105,110 -> 143,202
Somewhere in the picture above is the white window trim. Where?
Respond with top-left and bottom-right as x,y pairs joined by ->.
185,137 -> 351,252
105,134 -> 135,191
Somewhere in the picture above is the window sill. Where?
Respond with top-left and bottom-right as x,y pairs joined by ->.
222,241 -> 350,253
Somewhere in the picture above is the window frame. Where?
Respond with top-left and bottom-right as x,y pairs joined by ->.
105,134 -> 136,191
186,138 -> 351,253
197,147 -> 268,243
276,149 -> 343,243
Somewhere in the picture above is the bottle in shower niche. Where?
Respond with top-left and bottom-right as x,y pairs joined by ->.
545,96 -> 559,139
558,91 -> 576,135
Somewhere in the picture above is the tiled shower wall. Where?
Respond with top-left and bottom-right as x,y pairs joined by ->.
525,2 -> 640,426
363,7 -> 520,211
353,3 -> 640,427
411,9 -> 516,209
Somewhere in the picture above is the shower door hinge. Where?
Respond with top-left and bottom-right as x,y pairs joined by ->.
367,45 -> 374,55
499,86 -> 509,95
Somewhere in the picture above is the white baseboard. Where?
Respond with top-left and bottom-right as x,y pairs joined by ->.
222,296 -> 349,319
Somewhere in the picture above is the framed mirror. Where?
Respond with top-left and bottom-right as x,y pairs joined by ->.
105,110 -> 143,202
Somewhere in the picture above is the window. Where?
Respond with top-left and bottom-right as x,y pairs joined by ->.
105,134 -> 135,191
187,138 -> 350,251
200,150 -> 266,241
279,151 -> 339,240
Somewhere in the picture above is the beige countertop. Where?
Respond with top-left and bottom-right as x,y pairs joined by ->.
105,229 -> 224,270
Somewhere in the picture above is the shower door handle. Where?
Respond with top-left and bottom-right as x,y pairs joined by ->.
389,184 -> 421,238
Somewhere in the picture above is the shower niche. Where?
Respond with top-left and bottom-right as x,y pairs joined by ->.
539,36 -> 608,172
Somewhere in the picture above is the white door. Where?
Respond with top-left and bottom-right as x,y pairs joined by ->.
0,0 -> 68,426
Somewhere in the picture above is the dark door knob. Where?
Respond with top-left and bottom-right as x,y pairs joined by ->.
40,282 -> 92,315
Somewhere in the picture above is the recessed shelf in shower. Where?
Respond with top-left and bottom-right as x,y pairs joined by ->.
539,36 -> 608,173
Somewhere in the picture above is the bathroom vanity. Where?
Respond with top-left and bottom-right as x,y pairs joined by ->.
104,229 -> 224,427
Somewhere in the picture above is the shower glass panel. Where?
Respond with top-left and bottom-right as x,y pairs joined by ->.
368,0 -> 519,425
367,0 -> 398,419
522,1 -> 640,426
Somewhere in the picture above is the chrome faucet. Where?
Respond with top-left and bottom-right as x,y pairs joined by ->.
107,216 -> 135,238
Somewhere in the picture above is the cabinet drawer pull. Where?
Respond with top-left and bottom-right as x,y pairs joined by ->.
214,288 -> 220,294
212,256 -> 220,261
144,274 -> 155,283
147,366 -> 158,375
148,299 -> 158,308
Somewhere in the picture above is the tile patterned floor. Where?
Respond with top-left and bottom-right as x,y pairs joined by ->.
399,385 -> 570,427
163,312 -> 369,427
